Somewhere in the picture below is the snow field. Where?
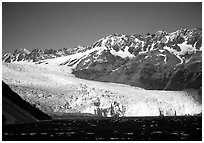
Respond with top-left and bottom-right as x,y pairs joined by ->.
2,61 -> 202,116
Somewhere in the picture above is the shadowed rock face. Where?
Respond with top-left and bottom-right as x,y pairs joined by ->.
95,51 -> 202,91
2,81 -> 51,124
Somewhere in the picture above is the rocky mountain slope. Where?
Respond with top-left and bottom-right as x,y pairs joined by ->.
71,28 -> 202,91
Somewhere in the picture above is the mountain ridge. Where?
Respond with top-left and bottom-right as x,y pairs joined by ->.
2,27 -> 202,91
3,27 -> 201,61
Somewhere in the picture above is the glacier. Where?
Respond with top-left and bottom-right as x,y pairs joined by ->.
2,56 -> 202,117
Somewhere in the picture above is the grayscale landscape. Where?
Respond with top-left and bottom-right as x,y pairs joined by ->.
2,2 -> 202,141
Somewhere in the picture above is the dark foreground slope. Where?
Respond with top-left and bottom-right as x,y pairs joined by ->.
2,81 -> 51,124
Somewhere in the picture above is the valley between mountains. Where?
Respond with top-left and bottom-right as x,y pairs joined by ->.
2,28 -> 202,117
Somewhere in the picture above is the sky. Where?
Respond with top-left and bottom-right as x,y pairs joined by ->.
2,2 -> 202,54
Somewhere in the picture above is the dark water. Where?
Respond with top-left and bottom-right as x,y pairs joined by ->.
2,116 -> 202,141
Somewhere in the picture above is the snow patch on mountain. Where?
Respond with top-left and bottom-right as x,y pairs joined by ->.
110,46 -> 135,58
177,41 -> 196,55
158,54 -> 167,64
163,46 -> 183,65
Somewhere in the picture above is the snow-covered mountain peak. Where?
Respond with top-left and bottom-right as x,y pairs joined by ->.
13,48 -> 30,54
3,28 -> 201,64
